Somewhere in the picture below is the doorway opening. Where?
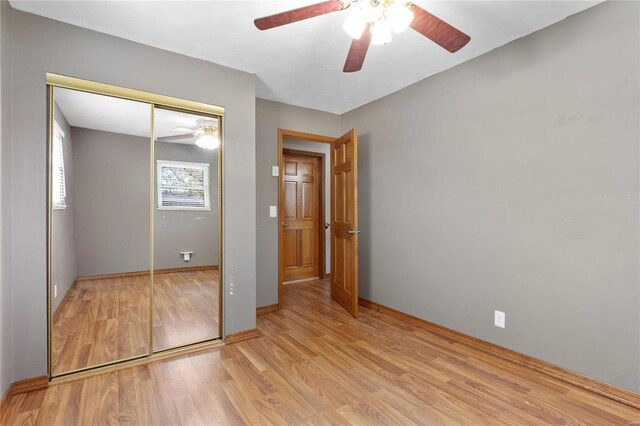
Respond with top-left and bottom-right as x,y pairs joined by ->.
277,129 -> 359,316
281,148 -> 327,285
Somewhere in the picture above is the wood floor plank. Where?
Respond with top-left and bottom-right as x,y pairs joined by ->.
4,278 -> 639,425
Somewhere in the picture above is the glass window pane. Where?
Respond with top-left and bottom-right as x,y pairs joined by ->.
161,165 -> 205,187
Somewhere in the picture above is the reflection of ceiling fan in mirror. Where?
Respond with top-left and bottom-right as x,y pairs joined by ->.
157,118 -> 219,150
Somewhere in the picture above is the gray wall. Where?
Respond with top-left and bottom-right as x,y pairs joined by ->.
342,0 -> 639,392
51,104 -> 77,313
282,138 -> 331,275
0,0 -> 13,398
154,142 -> 218,270
7,7 -> 256,383
69,128 -> 217,276
255,98 -> 341,308
71,127 -> 150,277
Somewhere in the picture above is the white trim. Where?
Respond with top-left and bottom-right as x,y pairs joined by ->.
157,160 -> 210,170
156,160 -> 211,211
157,205 -> 211,211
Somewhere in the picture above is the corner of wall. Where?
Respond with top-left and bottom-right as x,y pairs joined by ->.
0,0 -> 15,397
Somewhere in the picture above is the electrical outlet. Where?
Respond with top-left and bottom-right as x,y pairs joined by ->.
494,310 -> 506,328
54,284 -> 58,298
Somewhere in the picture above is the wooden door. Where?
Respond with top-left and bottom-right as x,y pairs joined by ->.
282,152 -> 322,282
331,129 -> 359,317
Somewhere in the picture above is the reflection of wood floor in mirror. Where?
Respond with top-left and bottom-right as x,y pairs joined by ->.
51,268 -> 219,375
51,275 -> 150,375
153,269 -> 220,351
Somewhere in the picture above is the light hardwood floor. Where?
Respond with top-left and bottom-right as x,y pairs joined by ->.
6,278 -> 638,424
52,269 -> 219,375
153,269 -> 220,351
51,274 -> 150,375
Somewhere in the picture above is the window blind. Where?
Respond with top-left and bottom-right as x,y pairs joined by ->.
52,125 -> 66,210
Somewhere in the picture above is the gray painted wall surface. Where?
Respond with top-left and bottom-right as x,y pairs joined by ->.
8,8 -> 256,382
255,98 -> 340,308
341,1 -> 640,392
71,127 -> 150,277
0,0 -> 13,397
282,138 -> 331,275
154,142 -> 218,270
51,104 -> 77,313
68,128 -> 218,277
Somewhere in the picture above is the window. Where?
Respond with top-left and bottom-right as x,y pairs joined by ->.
52,121 -> 67,210
157,160 -> 210,210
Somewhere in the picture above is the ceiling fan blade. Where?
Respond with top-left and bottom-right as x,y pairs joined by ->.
409,4 -> 470,53
254,0 -> 344,30
343,23 -> 372,73
173,126 -> 196,133
156,133 -> 195,143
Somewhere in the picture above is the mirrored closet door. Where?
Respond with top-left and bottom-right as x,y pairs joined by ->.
152,107 -> 221,351
48,77 -> 223,378
50,88 -> 152,376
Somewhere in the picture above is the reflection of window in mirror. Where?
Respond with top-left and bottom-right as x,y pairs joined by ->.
157,160 -> 210,211
52,121 -> 67,210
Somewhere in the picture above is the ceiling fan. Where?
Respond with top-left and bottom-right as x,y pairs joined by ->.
157,119 -> 220,150
254,0 -> 471,73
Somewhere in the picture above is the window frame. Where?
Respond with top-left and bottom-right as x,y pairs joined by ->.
156,160 -> 211,211
52,120 -> 67,210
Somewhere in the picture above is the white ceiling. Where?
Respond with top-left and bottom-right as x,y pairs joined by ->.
55,87 -> 217,144
56,88 -> 151,137
13,0 -> 603,114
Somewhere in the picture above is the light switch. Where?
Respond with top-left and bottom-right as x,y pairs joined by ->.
270,206 -> 278,218
494,310 -> 506,328
272,166 -> 279,177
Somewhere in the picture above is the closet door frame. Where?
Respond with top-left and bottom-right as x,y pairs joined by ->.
46,73 -> 224,379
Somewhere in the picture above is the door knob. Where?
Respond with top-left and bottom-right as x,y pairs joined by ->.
282,222 -> 289,228
325,222 -> 330,229
347,229 -> 360,235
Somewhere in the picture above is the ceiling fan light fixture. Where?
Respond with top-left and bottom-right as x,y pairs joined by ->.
194,125 -> 219,150
362,0 -> 384,22
343,8 -> 367,39
195,133 -> 219,150
343,0 -> 409,42
371,20 -> 392,45
387,2 -> 413,33
253,0 -> 471,73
